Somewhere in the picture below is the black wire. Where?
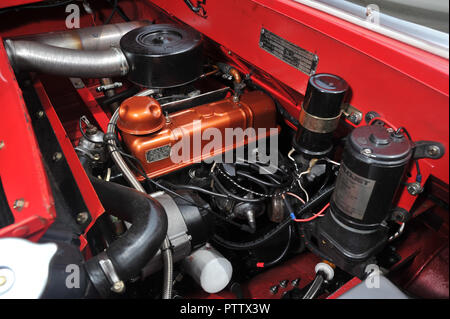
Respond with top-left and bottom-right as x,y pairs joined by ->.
260,225 -> 292,268
114,2 -> 131,21
397,126 -> 422,182
212,184 -> 335,250
104,0 -> 118,24
160,181 -> 229,199
102,131 -> 253,232
212,174 -> 266,203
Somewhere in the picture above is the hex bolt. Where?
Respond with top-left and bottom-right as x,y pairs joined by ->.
36,110 -> 45,118
279,280 -> 289,288
348,113 -> 360,125
13,198 -> 26,211
76,212 -> 89,224
52,152 -> 63,162
361,148 -> 373,156
407,182 -> 423,196
291,278 -> 300,287
427,145 -> 440,157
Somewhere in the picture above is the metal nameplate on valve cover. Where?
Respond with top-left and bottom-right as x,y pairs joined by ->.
259,28 -> 318,75
145,145 -> 171,163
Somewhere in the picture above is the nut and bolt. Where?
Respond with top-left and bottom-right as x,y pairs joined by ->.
427,145 -> 440,157
361,148 -> 373,156
36,110 -> 45,118
76,212 -> 89,224
291,278 -> 300,287
348,112 -> 362,125
407,182 -> 423,196
52,152 -> 63,162
279,280 -> 289,288
93,153 -> 101,161
111,280 -> 125,293
13,198 -> 26,211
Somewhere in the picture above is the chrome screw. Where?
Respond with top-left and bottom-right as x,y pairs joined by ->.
76,212 -> 89,224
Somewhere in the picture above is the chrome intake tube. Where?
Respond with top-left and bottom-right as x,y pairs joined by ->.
14,21 -> 149,50
4,21 -> 150,78
4,40 -> 128,78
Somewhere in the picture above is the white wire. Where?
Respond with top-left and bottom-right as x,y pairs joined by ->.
298,171 -> 310,202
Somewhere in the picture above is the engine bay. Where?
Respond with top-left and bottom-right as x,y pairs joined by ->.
0,0 -> 448,301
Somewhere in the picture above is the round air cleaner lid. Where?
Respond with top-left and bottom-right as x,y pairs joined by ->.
120,24 -> 203,88
117,96 -> 165,135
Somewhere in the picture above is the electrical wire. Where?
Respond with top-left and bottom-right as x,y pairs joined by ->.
291,203 -> 329,222
397,126 -> 422,183
286,192 -> 305,205
257,225 -> 293,268
78,117 -> 104,145
297,171 -> 310,202
368,116 -> 398,131
112,145 -> 254,232
104,0 -> 118,24
213,185 -> 335,251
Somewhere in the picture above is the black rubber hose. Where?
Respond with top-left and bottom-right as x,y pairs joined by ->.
212,184 -> 335,250
84,176 -> 168,297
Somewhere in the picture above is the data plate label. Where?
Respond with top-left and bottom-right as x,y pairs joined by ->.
145,145 -> 171,163
259,28 -> 318,75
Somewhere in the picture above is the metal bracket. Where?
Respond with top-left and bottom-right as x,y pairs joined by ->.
97,252 -> 125,294
413,141 -> 445,160
342,104 -> 363,125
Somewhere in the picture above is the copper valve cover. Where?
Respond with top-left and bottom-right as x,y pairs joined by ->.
118,90 -> 278,179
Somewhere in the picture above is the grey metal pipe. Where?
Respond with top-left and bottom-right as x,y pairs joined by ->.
4,39 -> 128,78
106,94 -> 174,299
4,21 -> 151,78
12,21 -> 150,50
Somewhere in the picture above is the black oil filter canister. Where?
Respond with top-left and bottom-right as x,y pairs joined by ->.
311,124 -> 413,277
293,73 -> 348,158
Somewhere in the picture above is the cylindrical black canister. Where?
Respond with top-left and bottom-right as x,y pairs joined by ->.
293,73 -> 348,157
330,125 -> 413,230
120,24 -> 203,88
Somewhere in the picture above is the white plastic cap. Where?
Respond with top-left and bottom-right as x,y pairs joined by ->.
182,244 -> 233,294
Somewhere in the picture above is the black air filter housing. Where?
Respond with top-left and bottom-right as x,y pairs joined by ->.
120,24 -> 203,88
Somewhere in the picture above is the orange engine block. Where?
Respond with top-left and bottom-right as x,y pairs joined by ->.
117,90 -> 278,179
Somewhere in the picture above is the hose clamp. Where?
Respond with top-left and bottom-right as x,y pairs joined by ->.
97,251 -> 125,293
298,104 -> 342,134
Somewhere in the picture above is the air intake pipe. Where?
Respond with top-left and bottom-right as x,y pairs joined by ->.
5,40 -> 128,78
4,21 -> 149,78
